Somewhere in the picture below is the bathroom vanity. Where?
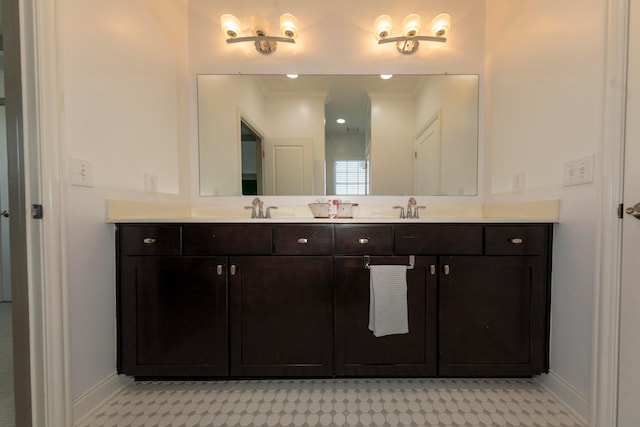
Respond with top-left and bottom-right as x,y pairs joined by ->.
114,218 -> 553,379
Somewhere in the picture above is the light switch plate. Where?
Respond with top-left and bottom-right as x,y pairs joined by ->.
69,157 -> 94,187
563,155 -> 594,186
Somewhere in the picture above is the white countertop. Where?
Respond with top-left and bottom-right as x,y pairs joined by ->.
105,199 -> 559,224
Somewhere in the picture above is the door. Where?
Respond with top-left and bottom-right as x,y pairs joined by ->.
334,256 -> 437,376
0,104 -> 10,302
617,1 -> 640,424
439,256 -> 546,377
263,137 -> 313,195
229,256 -> 333,377
119,256 -> 228,376
414,110 -> 441,196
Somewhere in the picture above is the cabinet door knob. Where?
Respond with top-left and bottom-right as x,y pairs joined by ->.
297,238 -> 308,244
429,265 -> 436,275
358,238 -> 369,244
443,265 -> 450,275
508,238 -> 524,244
216,265 -> 223,276
230,265 -> 237,276
143,238 -> 157,244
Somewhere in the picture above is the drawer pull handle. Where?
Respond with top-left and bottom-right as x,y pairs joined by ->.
216,265 -> 223,276
359,238 -> 369,244
143,238 -> 157,244
509,238 -> 524,244
297,238 -> 308,244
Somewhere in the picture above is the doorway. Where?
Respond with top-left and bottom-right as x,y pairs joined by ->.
240,120 -> 263,196
3,0 -> 32,424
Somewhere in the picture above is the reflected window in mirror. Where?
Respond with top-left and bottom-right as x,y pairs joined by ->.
334,160 -> 369,196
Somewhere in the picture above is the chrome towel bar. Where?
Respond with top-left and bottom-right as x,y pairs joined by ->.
364,255 -> 415,270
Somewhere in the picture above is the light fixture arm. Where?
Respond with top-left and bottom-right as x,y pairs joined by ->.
378,35 -> 446,45
226,36 -> 296,45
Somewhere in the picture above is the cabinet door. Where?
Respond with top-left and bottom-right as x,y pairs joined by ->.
229,256 -> 333,377
119,256 -> 228,376
439,256 -> 546,376
334,256 -> 438,376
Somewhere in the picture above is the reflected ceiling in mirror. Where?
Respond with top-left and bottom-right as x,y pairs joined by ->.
198,74 -> 478,196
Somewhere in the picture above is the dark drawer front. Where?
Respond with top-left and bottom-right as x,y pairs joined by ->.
119,224 -> 181,256
182,224 -> 272,255
395,224 -> 483,255
274,224 -> 333,255
334,224 -> 394,255
485,225 -> 548,255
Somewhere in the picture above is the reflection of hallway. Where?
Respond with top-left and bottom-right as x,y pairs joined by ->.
0,302 -> 14,426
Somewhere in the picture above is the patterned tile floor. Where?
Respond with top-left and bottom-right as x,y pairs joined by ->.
75,378 -> 585,427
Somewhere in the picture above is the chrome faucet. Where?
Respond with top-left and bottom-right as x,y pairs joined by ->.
406,197 -> 417,218
253,197 -> 264,218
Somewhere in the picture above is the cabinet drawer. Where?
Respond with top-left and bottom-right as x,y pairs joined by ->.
334,224 -> 393,255
119,224 -> 181,256
274,224 -> 332,255
485,225 -> 548,255
182,224 -> 272,255
395,224 -> 483,255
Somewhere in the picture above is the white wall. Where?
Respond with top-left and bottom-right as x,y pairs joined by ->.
485,0 -> 606,408
198,75 -> 267,196
59,0 -> 190,400
415,75 -> 479,196
264,92 -> 326,195
369,94 -> 415,195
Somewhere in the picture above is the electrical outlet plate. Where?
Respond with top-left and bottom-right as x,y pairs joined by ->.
513,172 -> 525,193
563,155 -> 594,186
144,173 -> 158,193
69,157 -> 94,187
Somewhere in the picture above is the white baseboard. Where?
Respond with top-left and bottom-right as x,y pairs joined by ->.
72,372 -> 133,425
536,371 -> 590,425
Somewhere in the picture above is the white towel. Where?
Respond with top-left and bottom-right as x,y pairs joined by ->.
368,265 -> 409,337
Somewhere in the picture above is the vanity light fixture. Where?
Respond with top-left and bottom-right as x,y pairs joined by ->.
336,118 -> 346,124
221,13 -> 299,55
374,13 -> 450,55
380,74 -> 393,80
286,74 -> 299,79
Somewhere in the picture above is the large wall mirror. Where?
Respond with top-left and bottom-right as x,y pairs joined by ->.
198,74 -> 478,196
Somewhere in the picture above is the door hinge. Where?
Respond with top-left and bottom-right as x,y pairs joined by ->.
618,203 -> 624,219
32,204 -> 43,219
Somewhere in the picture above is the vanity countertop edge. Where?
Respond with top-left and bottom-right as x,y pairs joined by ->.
105,199 -> 559,224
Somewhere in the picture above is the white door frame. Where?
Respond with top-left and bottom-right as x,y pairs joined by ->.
17,0 -> 72,425
592,0 -> 628,425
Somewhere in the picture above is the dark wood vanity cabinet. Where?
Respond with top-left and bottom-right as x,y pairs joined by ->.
116,221 -> 552,379
117,225 -> 228,377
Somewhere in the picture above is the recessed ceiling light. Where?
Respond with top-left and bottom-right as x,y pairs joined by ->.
286,74 -> 299,79
336,118 -> 346,124
380,74 -> 393,80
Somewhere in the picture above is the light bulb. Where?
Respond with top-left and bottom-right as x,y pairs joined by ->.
373,15 -> 393,40
280,14 -> 299,39
380,74 -> 393,80
401,14 -> 421,37
221,14 -> 241,39
431,13 -> 451,38
250,15 -> 271,37
286,74 -> 299,79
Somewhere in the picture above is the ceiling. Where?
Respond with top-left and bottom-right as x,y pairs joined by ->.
256,74 -> 422,136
